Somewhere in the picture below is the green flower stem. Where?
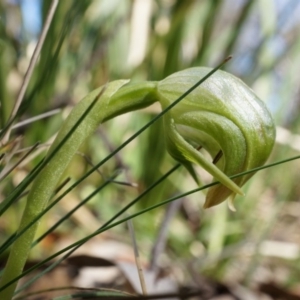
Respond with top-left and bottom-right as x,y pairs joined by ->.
0,80 -> 157,299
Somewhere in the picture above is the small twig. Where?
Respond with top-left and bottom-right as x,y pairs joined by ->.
0,137 -> 22,175
97,128 -> 138,187
127,218 -> 148,295
76,152 -> 103,177
14,138 -> 55,168
53,177 -> 71,196
0,142 -> 40,181
2,0 -> 59,143
212,150 -> 223,165
14,142 -> 51,154
111,179 -> 138,188
150,198 -> 183,271
11,109 -> 61,130
77,152 -> 138,187
97,128 -> 129,170
14,191 -> 30,203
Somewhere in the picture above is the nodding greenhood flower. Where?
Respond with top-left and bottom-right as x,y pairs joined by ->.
156,68 -> 275,209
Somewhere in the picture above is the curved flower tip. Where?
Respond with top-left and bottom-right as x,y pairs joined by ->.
157,67 -> 276,209
227,196 -> 237,212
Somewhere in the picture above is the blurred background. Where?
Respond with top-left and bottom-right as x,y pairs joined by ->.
1,0 -> 300,298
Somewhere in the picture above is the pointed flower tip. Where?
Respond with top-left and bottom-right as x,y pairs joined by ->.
228,196 -> 237,212
203,194 -> 237,211
202,201 -> 210,210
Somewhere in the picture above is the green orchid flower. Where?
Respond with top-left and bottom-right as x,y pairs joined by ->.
156,67 -> 275,209
0,66 -> 275,299
41,67 -> 275,210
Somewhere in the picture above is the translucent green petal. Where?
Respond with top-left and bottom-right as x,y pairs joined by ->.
157,67 -> 276,208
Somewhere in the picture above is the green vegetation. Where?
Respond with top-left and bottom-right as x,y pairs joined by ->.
0,0 -> 300,299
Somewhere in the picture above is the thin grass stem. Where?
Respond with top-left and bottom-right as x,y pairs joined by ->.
0,142 -> 40,181
1,0 -> 59,143
11,109 -> 61,130
5,154 -> 300,293
31,171 -> 119,247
